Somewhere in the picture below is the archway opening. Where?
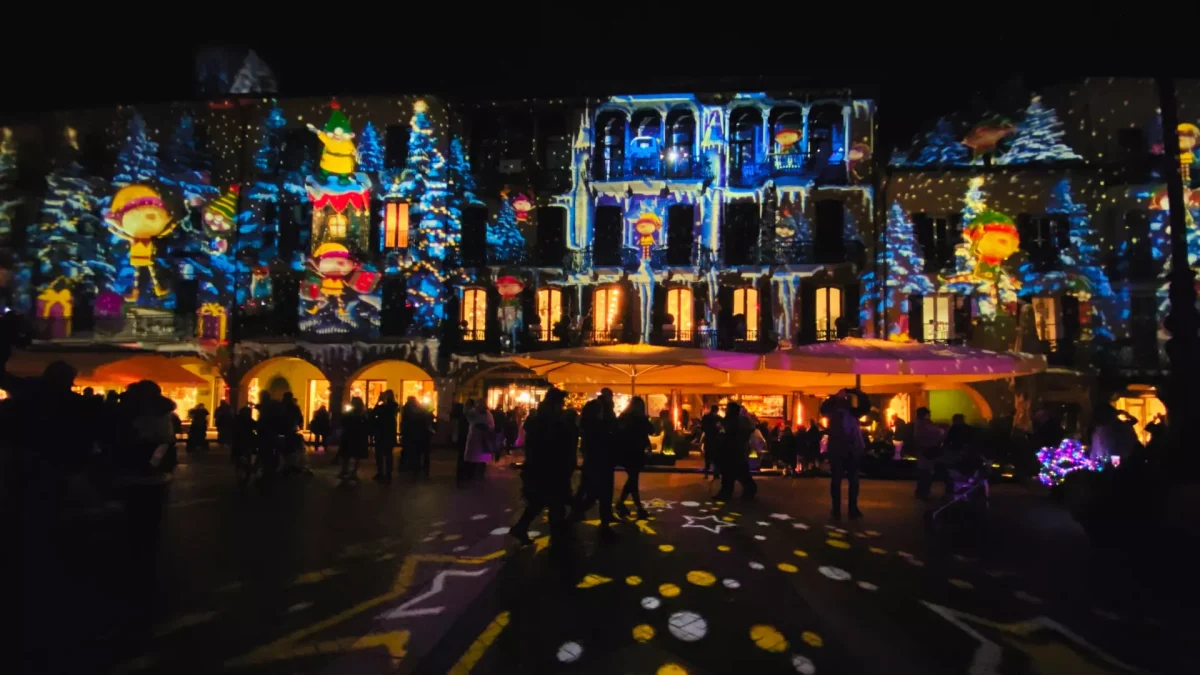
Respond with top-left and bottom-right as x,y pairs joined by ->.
928,386 -> 991,425
342,360 -> 436,415
239,356 -> 327,423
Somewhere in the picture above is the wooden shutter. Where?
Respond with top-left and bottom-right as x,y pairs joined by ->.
1054,215 -> 1071,250
1060,294 -> 1080,363
580,285 -> 594,334
913,213 -> 934,262
1016,214 -> 1034,252
485,284 -> 502,346
908,293 -> 925,342
842,282 -> 860,335
440,283 -> 458,343
758,276 -> 773,344
799,278 -> 817,345
621,279 -> 639,344
651,281 -> 667,342
519,284 -> 537,348
718,285 -> 735,348
952,294 -> 973,345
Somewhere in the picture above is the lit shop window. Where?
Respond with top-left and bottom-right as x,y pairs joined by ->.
326,212 -> 349,239
594,286 -> 621,338
665,287 -> 693,340
922,295 -> 952,343
537,287 -> 562,341
815,286 -> 842,341
461,287 -> 487,341
384,201 -> 409,249
732,287 -> 758,339
1032,296 -> 1061,349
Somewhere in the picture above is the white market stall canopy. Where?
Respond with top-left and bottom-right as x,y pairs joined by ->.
509,344 -> 761,393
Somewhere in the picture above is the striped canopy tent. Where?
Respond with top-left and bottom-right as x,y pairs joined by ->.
509,344 -> 761,395
758,337 -> 1045,390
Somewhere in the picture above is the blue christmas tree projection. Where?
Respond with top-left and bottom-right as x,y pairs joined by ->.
0,127 -> 22,262
488,191 -> 526,263
943,177 -> 1021,321
254,106 -> 286,176
446,134 -> 478,250
112,113 -> 159,188
996,97 -> 1082,165
861,204 -> 935,340
357,121 -> 384,175
1147,187 -> 1200,315
911,118 -> 969,167
400,101 -> 450,331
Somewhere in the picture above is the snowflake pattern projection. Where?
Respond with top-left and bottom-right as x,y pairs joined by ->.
995,97 -> 1082,166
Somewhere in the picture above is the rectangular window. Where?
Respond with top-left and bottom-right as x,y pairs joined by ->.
384,201 -> 409,249
594,206 -> 624,266
732,287 -> 758,340
593,286 -> 621,339
922,295 -> 952,343
461,287 -> 487,341
666,287 -> 694,341
666,204 -> 694,266
537,287 -> 562,341
1032,296 -> 1061,348
815,286 -> 842,341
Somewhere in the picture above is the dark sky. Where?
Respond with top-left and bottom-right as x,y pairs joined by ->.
2,13 -> 1192,148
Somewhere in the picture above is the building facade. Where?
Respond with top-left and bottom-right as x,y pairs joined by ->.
0,78 -> 1195,437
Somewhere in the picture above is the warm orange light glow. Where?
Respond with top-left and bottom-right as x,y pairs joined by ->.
666,287 -> 693,339
327,212 -> 349,238
595,286 -> 621,335
733,287 -> 758,337
885,393 -> 911,428
385,201 -> 409,248
461,287 -> 487,340
537,287 -> 562,341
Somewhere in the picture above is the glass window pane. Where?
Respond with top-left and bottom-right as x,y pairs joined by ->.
745,288 -> 758,333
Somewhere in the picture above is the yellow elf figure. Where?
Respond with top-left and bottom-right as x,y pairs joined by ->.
304,242 -> 378,318
105,184 -> 176,300
1177,123 -> 1199,183
306,100 -> 358,184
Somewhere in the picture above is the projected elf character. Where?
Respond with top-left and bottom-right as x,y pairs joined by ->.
202,185 -> 239,255
105,184 -> 177,301
306,101 -> 358,185
965,210 -> 1020,281
496,275 -> 524,345
304,242 -> 379,318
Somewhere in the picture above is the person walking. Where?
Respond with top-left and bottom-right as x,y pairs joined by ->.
568,388 -> 618,535
511,388 -> 577,545
187,402 -> 209,454
913,406 -> 948,501
822,388 -> 870,518
401,396 -> 435,477
700,404 -> 722,479
232,403 -> 257,487
615,396 -> 653,520
255,392 -> 280,487
372,391 -> 399,482
339,397 -> 369,482
278,392 -> 306,475
309,405 -> 331,454
214,400 -> 234,450
714,401 -> 757,500
462,398 -> 494,480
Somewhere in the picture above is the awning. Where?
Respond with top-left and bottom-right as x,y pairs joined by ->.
83,355 -> 209,387
4,349 -> 148,379
510,344 -> 761,394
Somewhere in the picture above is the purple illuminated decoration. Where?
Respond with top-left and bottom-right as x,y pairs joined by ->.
1036,438 -> 1103,486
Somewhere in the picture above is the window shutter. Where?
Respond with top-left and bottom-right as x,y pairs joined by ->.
758,276 -> 774,344
1054,215 -> 1071,250
952,294 -> 973,344
580,286 -> 593,333
842,281 -> 861,335
913,213 -> 934,262
908,293 -> 925,342
718,285 -> 735,348
799,278 -> 817,345
440,283 -> 458,343
1060,294 -> 1080,357
621,279 -> 639,344
652,281 -> 667,341
485,284 -> 502,346
1016,214 -> 1034,252
519,285 -> 537,348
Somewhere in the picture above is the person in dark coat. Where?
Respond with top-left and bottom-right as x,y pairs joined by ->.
372,390 -> 399,482
511,387 -> 576,545
255,392 -> 280,483
714,401 -> 757,500
822,388 -> 870,518
232,404 -> 257,485
700,404 -> 722,479
401,396 -> 434,476
339,397 -> 369,482
187,402 -> 209,453
214,400 -> 234,449
309,405 -> 331,453
568,388 -> 618,534
616,396 -> 654,520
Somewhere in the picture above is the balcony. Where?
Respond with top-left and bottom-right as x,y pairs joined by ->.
729,152 -> 849,188
486,248 -> 529,266
33,315 -> 198,342
564,247 -> 591,273
595,157 -> 708,182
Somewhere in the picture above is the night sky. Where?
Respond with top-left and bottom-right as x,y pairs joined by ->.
0,16 -> 1191,151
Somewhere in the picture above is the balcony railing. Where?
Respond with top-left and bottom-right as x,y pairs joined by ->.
594,157 -> 708,182
460,328 -> 487,343
583,328 -> 625,346
564,247 -> 591,273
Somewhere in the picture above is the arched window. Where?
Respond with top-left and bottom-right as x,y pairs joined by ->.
815,286 -> 842,341
729,108 -> 761,185
537,287 -> 562,341
666,110 -> 696,178
461,287 -> 487,341
593,285 -> 622,340
733,287 -> 758,340
665,287 -> 693,341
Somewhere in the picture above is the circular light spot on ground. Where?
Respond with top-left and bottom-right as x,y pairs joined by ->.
626,576 -> 643,586
659,583 -> 681,598
865,529 -> 880,536
443,534 -> 461,541
750,624 -> 789,652
868,547 -> 887,555
818,566 -> 851,581
633,624 -> 655,642
453,545 -> 468,552
793,549 -> 808,558
1014,590 -> 1043,604
777,563 -> 799,573
556,641 -> 583,663
792,654 -> 817,674
949,578 -> 974,590
827,531 -> 845,539
641,596 -> 662,610
730,512 -> 743,517
658,544 -> 675,553
668,611 -> 708,642
717,545 -> 731,552
897,551 -> 913,559
825,539 -> 850,549
471,514 -> 488,520
754,535 -> 767,541
907,558 -> 925,567
657,664 -> 688,675
681,501 -> 700,507
723,578 -> 741,589
527,530 -> 541,539
504,507 -> 512,512
792,522 -> 810,530
857,581 -> 878,591
686,570 -> 717,587
802,631 -> 824,647
431,520 -> 447,528
749,561 -> 765,570
757,521 -> 771,526
714,501 -> 726,505
722,516 -> 736,522
854,532 -> 868,538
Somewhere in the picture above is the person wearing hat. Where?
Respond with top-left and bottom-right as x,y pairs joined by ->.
104,184 -> 177,301
306,100 -> 358,183
202,185 -> 239,254
305,242 -> 359,318
568,388 -> 618,534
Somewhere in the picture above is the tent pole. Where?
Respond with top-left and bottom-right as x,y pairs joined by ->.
855,374 -> 862,390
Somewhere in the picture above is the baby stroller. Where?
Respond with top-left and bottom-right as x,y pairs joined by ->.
925,450 -> 990,524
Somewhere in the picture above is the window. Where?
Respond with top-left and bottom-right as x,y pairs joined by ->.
922,295 -> 952,343
1023,214 -> 1067,269
723,201 -> 759,265
593,286 -> 622,339
593,206 -> 624,266
665,287 -> 693,341
537,287 -> 562,341
732,287 -> 758,340
729,108 -> 760,186
326,211 -> 349,239
461,287 -> 487,341
914,214 -> 961,271
814,199 -> 845,264
1124,209 -> 1153,280
385,125 -> 408,168
666,204 -> 694,266
1032,297 -> 1061,349
815,286 -> 842,341
384,201 -> 409,249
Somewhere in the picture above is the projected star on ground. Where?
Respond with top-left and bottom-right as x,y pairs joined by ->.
681,514 -> 738,534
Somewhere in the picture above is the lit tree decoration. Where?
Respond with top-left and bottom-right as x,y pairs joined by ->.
861,203 -> 935,340
488,190 -> 526,263
357,121 -> 384,175
0,127 -> 23,261
1036,438 -> 1103,486
253,106 -> 286,176
445,134 -> 478,250
910,117 -> 970,167
996,96 -> 1082,166
401,100 -> 450,330
112,113 -> 160,188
